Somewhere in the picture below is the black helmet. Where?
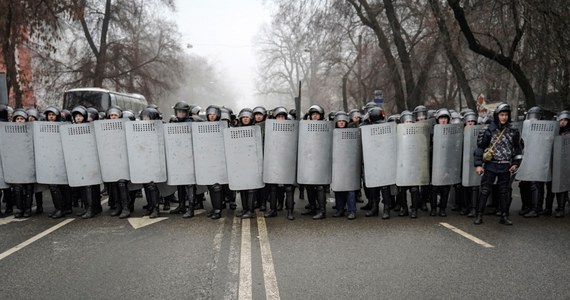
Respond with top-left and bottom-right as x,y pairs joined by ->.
463,111 -> 478,124
307,105 -> 325,120
0,104 -> 8,121
173,101 -> 191,112
169,115 -> 178,123
387,114 -> 400,123
413,105 -> 428,121
328,111 -> 337,121
493,102 -> 512,123
71,105 -> 88,122
525,106 -> 542,120
334,111 -> 350,124
288,108 -> 297,120
364,102 -> 378,114
61,109 -> 72,122
273,106 -> 288,118
460,108 -> 475,117
557,110 -> 570,121
238,108 -> 254,124
12,108 -> 28,122
106,107 -> 123,118
122,110 -> 136,121
87,107 -> 99,121
44,106 -> 61,121
205,105 -> 221,121
400,110 -> 414,123
368,107 -> 385,123
140,107 -> 160,120
435,108 -> 451,124
26,108 -> 40,121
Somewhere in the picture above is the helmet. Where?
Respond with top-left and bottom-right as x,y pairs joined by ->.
557,110 -> 570,121
0,104 -> 7,121
169,115 -> 178,123
173,101 -> 191,112
145,104 -> 162,119
413,105 -> 428,121
387,114 -> 400,123
328,111 -> 337,121
460,108 -> 475,117
12,108 -> 28,122
434,108 -> 451,124
348,109 -> 362,120
220,107 -> 231,121
140,107 -> 160,120
191,105 -> 201,115
525,106 -> 542,120
252,106 -> 267,116
122,110 -> 136,121
238,108 -> 254,124
205,105 -> 221,121
364,102 -> 378,114
87,107 -> 99,121
400,110 -> 414,123
26,108 -> 40,121
307,105 -> 325,120
334,111 -> 350,124
98,111 -> 106,120
61,109 -> 72,122
463,111 -> 478,124
7,106 -> 14,115
71,105 -> 88,122
288,108 -> 297,120
106,107 -> 123,118
368,107 -> 385,123
493,102 -> 512,123
450,111 -> 462,124
44,106 -> 61,122
273,106 -> 288,118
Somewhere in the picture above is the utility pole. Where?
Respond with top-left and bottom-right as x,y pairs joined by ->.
295,81 -> 301,119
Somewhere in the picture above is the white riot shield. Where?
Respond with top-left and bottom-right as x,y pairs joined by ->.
60,123 -> 103,187
516,120 -> 558,182
223,126 -> 264,190
361,123 -> 397,188
0,154 -> 8,189
94,119 -> 130,182
157,182 -> 177,197
331,128 -> 362,191
552,135 -> 570,193
33,122 -> 68,185
163,123 -> 196,186
432,124 -> 463,186
462,125 -> 483,187
263,120 -> 298,184
0,123 -> 35,184
297,120 -> 333,185
192,121 -> 229,185
125,120 -> 167,184
511,121 -> 523,134
396,123 -> 430,186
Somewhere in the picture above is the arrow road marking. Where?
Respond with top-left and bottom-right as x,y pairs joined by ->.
0,215 -> 28,226
440,222 -> 495,248
127,216 -> 168,229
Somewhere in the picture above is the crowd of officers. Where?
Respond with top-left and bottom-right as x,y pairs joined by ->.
0,101 -> 568,226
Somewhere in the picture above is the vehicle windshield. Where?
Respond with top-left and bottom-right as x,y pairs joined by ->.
63,91 -> 109,111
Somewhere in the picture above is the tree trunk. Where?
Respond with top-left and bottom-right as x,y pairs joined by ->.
1,2 -> 22,108
92,0 -> 112,87
342,74 -> 348,112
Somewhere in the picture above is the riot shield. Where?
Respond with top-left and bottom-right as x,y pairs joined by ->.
163,123 -> 196,186
431,124 -> 463,186
33,122 -> 68,185
125,120 -> 166,184
297,120 -> 333,185
263,119 -> 298,184
0,154 -> 8,189
462,125 -> 483,187
396,123 -> 430,186
94,119 -> 130,182
223,126 -> 264,190
0,123 -> 35,184
60,123 -> 103,187
516,120 -> 558,182
192,121 -> 229,185
511,121 -> 523,134
361,122 -> 397,188
331,128 -> 362,191
552,135 -> 570,193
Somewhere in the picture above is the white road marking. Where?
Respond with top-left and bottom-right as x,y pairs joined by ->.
203,218 -> 226,299
256,215 -> 281,300
224,217 -> 241,300
127,216 -> 168,229
440,222 -> 495,248
239,218 -> 252,300
0,215 -> 28,226
0,218 -> 76,261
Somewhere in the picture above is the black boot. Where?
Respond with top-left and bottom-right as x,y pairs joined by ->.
555,192 -> 566,218
183,187 -> 195,219
35,192 -> 43,214
499,213 -> 513,225
312,186 -> 326,220
241,190 -> 256,219
264,186 -> 278,218
474,214 -> 483,225
365,198 -> 379,217
210,185 -> 223,219
474,186 -> 490,225
285,186 -> 294,220
410,188 -> 419,219
118,182 -> 131,219
13,186 -> 24,218
23,186 -> 34,218
148,186 -> 160,219
171,185 -> 188,214
49,185 -> 65,219
81,186 -> 96,219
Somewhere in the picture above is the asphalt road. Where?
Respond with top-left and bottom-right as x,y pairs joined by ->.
1,190 -> 570,300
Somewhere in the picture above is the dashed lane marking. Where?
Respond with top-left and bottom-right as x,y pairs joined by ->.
440,222 -> 495,248
224,217 -> 241,300
256,215 -> 280,300
238,218 -> 252,300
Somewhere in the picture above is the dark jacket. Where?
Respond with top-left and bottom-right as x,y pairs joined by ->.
474,121 -> 523,173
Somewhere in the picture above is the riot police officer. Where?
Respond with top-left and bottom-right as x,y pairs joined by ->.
138,107 -> 162,218
332,111 -> 358,220
10,109 -> 34,218
430,108 -> 452,217
203,105 -> 225,219
43,106 -> 67,219
397,111 -> 422,218
105,107 -> 131,219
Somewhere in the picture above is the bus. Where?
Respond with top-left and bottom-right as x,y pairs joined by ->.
62,87 -> 148,116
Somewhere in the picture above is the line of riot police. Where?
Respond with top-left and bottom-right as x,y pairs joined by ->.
0,102 -> 568,226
